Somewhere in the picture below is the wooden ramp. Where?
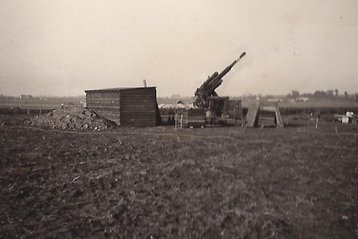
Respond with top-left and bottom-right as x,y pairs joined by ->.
247,102 -> 284,128
246,102 -> 260,127
274,104 -> 284,128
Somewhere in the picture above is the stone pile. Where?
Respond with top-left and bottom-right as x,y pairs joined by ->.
26,108 -> 117,131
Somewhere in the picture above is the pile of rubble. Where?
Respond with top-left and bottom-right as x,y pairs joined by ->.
26,108 -> 117,131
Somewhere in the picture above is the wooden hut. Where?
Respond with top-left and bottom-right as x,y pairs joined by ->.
85,87 -> 161,127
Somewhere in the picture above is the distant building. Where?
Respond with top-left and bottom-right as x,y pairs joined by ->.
295,97 -> 309,102
85,87 -> 161,127
19,94 -> 33,99
267,98 -> 283,103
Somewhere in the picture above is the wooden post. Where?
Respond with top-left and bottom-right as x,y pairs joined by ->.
315,112 -> 320,129
175,113 -> 178,128
180,114 -> 183,129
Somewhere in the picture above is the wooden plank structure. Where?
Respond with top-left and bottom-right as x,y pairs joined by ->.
85,87 -> 161,127
246,102 -> 284,128
182,108 -> 206,128
246,102 -> 261,127
274,105 -> 284,128
223,100 -> 243,121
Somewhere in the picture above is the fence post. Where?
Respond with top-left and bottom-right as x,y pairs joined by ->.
175,113 -> 178,128
180,114 -> 183,129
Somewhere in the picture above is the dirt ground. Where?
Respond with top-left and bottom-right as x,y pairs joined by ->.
0,115 -> 357,238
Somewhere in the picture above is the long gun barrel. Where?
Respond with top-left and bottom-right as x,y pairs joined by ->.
194,52 -> 246,109
201,52 -> 246,94
216,52 -> 246,82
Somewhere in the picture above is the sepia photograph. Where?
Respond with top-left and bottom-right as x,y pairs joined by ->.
0,0 -> 357,238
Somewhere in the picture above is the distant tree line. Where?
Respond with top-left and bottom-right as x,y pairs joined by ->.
286,89 -> 352,99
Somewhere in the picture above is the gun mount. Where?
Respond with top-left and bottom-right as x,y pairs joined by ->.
194,52 -> 246,118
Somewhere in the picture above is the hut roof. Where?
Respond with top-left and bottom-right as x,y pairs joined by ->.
85,87 -> 156,93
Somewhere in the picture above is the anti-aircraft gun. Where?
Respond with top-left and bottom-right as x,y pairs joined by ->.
193,52 -> 246,120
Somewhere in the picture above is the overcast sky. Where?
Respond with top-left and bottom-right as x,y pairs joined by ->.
0,0 -> 357,97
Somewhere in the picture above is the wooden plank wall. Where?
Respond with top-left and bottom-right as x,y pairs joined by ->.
85,92 -> 120,125
183,108 -> 206,127
223,100 -> 243,120
119,88 -> 158,127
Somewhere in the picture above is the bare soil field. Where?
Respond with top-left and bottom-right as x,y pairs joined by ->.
0,115 -> 357,238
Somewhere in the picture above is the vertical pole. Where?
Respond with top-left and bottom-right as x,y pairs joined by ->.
175,113 -> 177,128
316,112 -> 320,129
180,114 -> 183,129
